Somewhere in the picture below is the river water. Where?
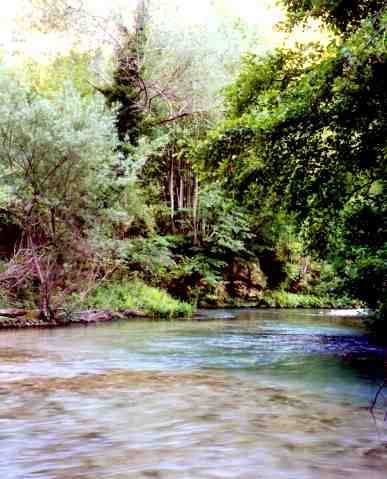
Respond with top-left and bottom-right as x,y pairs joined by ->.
0,309 -> 386,479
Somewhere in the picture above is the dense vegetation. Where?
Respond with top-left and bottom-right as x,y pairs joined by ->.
199,0 -> 386,327
0,0 -> 385,330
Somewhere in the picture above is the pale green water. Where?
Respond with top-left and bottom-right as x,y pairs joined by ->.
0,309 -> 386,479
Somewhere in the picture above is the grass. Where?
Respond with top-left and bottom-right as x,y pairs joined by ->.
75,279 -> 193,319
261,290 -> 356,309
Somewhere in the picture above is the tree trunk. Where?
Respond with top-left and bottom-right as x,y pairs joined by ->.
178,165 -> 184,210
192,173 -> 199,245
169,156 -> 175,233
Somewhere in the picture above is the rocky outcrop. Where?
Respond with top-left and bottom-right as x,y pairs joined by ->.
198,259 -> 268,307
227,259 -> 267,301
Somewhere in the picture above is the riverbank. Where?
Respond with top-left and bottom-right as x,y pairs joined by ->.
0,279 -> 194,329
0,308 -> 148,329
0,279 -> 363,330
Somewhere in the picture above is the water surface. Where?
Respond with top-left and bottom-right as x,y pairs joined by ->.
0,309 -> 386,478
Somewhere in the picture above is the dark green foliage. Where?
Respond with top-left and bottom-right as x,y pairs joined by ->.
100,39 -> 145,144
196,187 -> 253,256
99,3 -> 149,144
5,0 -> 385,319
330,194 -> 386,314
120,235 -> 177,281
283,0 -> 386,32
199,2 -> 387,321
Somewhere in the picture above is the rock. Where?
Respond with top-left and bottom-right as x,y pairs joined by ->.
77,310 -> 114,323
227,259 -> 267,299
0,309 -> 27,318
249,263 -> 267,290
233,281 -> 264,300
0,307 -> 149,329
199,280 -> 230,306
289,279 -> 309,294
76,308 -> 147,323
229,259 -> 267,289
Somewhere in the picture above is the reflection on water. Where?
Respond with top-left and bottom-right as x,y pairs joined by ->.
0,309 -> 386,478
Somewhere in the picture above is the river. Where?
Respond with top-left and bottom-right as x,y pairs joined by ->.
0,309 -> 386,478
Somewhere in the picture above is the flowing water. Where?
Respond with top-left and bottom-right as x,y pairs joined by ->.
0,309 -> 386,479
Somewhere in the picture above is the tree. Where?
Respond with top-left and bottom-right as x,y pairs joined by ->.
0,71 -> 119,317
199,3 -> 387,320
284,0 -> 386,33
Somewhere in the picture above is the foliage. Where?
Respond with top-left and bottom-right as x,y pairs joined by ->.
0,69 -> 121,316
99,22 -> 147,145
329,195 -> 386,315
100,180 -> 156,242
283,0 -> 386,33
261,290 -> 354,308
0,72 -> 118,228
112,233 -> 227,305
77,279 -> 193,318
199,3 -> 387,319
18,50 -> 98,97
143,0 -> 266,117
2,0 -> 382,321
0,287 -> 9,308
197,186 -> 253,256
120,235 -> 177,280
24,0 -> 85,33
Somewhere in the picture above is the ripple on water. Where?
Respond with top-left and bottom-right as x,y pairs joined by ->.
0,369 -> 386,479
0,309 -> 386,479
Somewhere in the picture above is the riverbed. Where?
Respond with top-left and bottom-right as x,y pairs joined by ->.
0,309 -> 386,478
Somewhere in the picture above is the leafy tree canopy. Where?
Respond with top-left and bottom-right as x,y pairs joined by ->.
198,1 -> 386,316
283,0 -> 386,33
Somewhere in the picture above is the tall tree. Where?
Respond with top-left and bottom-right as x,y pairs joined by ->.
199,1 -> 387,321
